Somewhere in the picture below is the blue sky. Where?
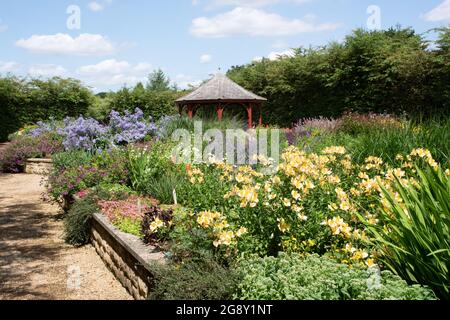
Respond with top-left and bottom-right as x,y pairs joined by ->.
0,0 -> 449,92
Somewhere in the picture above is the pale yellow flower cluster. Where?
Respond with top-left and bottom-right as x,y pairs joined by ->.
322,146 -> 347,155
150,218 -> 165,233
364,156 -> 384,170
410,148 -> 439,170
196,211 -> 248,248
188,168 -> 204,184
322,216 -> 352,238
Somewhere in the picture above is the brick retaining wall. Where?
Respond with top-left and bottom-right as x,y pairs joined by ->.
91,213 -> 165,300
25,158 -> 53,174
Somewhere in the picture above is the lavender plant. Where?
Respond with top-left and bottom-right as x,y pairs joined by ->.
109,108 -> 156,145
29,117 -> 62,137
61,116 -> 108,153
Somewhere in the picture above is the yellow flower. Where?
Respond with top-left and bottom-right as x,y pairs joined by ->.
328,203 -> 338,211
345,243 -> 357,254
292,204 -> 304,213
323,216 -> 352,238
272,176 -> 282,185
236,227 -> 248,237
446,169 -> 450,177
197,211 -> 221,228
297,213 -> 308,221
283,198 -> 292,207
278,218 -> 290,233
366,259 -> 376,268
291,190 -> 301,201
358,172 -> 370,180
327,175 -> 341,185
322,146 -> 347,155
213,231 -> 235,247
150,218 -> 164,233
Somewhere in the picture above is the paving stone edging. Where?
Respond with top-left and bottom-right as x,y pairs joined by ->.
91,213 -> 165,300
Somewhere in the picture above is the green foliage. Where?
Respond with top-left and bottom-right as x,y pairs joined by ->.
108,70 -> 179,120
115,217 -> 143,238
149,255 -> 238,300
228,27 -> 450,127
64,196 -> 99,246
0,76 -> 93,141
127,141 -> 177,195
147,69 -> 171,92
177,165 -> 229,211
52,150 -> 93,172
296,116 -> 450,166
364,165 -> 450,299
235,253 -> 436,300
145,172 -> 186,205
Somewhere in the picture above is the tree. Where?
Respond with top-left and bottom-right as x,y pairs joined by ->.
147,69 -> 170,92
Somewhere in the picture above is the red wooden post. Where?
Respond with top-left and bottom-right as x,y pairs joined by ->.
258,104 -> 263,127
188,105 -> 194,119
247,104 -> 253,129
217,104 -> 224,122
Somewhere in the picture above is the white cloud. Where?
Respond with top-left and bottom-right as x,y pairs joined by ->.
0,24 -> 7,32
28,64 -> 67,78
200,54 -> 213,63
88,0 -> 113,12
252,49 -> 295,62
190,7 -> 340,37
424,0 -> 450,21
77,59 -> 153,87
0,61 -> 20,73
267,49 -> 295,60
88,1 -> 104,12
174,74 -> 202,89
207,0 -> 310,8
16,33 -> 116,56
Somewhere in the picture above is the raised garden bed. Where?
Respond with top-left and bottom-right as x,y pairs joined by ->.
90,213 -> 165,300
25,158 -> 53,174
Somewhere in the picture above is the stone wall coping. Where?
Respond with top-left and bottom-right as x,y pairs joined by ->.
92,213 -> 165,273
26,158 -> 53,163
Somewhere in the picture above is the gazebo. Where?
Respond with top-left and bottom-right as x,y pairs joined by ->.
176,73 -> 267,129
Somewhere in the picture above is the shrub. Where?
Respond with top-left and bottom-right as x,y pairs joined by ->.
109,108 -> 156,145
141,206 -> 174,245
127,141 -> 176,195
149,255 -> 239,300
52,151 -> 93,172
0,133 -> 63,173
64,195 -> 99,246
365,164 -> 450,299
61,116 -> 108,152
235,253 -> 436,300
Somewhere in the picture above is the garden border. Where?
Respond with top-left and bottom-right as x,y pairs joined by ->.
90,213 -> 165,300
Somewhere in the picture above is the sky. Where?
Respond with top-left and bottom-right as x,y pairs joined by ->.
0,0 -> 449,92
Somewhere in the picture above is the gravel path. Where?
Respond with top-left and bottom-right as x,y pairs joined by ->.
0,173 -> 132,300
